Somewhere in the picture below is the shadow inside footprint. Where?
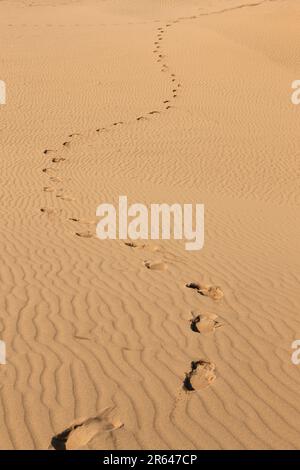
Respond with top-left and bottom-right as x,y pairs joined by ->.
183,360 -> 216,391
50,407 -> 123,450
186,282 -> 200,290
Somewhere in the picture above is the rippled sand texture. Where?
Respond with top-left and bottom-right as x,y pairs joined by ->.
0,0 -> 300,449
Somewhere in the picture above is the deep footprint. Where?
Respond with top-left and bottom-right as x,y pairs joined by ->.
50,407 -> 123,450
186,283 -> 224,300
190,312 -> 223,335
183,360 -> 216,391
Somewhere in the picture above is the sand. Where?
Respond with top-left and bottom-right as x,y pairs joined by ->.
0,0 -> 300,450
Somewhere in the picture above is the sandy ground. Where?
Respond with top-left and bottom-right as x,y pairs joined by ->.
0,0 -> 300,450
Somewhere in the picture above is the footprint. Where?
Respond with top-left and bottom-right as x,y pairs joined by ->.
144,260 -> 167,271
40,207 -> 57,215
75,231 -> 94,238
56,194 -> 75,201
183,360 -> 216,391
125,241 -> 144,248
50,176 -> 63,184
69,218 -> 95,225
43,186 -> 55,192
124,241 -> 159,252
50,407 -> 123,450
43,149 -> 55,155
42,168 -> 56,174
190,311 -> 223,335
63,141 -> 71,147
149,111 -> 159,115
52,157 -> 66,163
74,335 -> 90,341
186,283 -> 224,300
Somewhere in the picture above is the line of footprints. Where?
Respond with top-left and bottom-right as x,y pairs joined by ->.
40,22 -> 181,224
129,241 -> 225,394
40,19 -> 224,395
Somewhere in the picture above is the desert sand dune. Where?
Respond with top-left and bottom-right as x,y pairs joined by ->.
0,0 -> 299,450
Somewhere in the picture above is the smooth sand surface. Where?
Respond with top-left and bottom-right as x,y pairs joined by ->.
0,0 -> 300,449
